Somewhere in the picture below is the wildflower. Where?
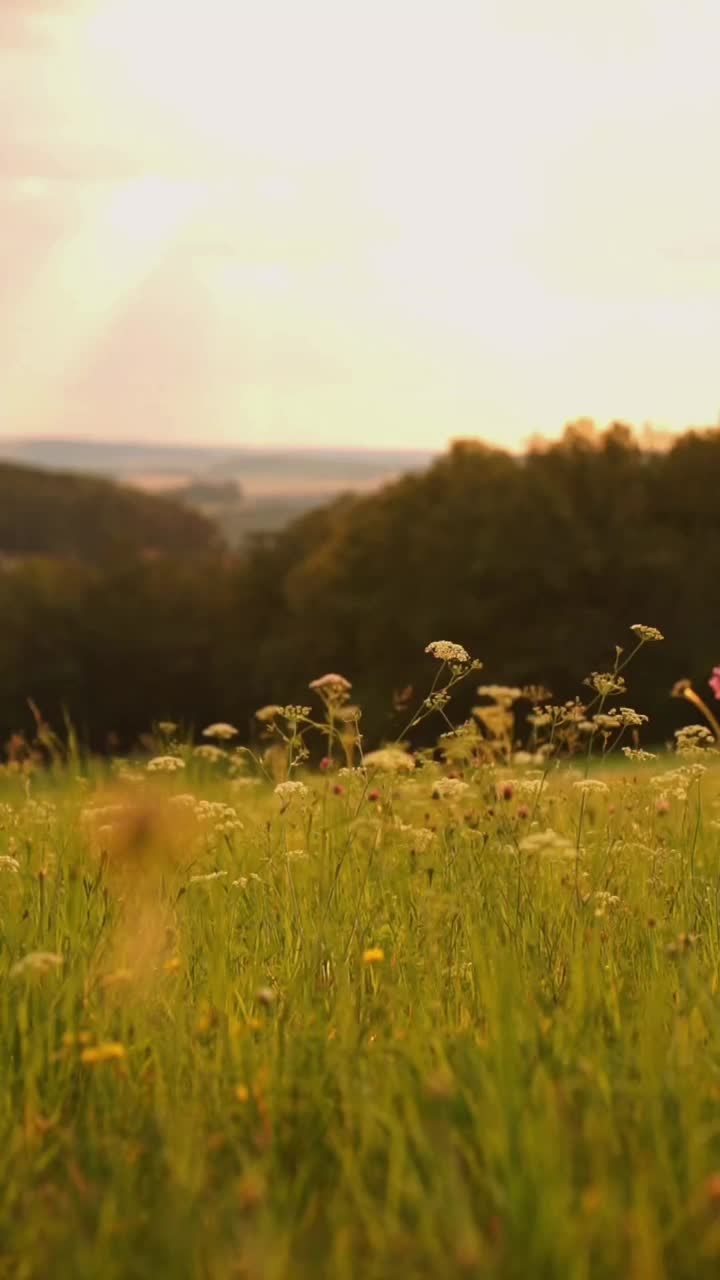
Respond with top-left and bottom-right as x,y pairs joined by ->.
308,673 -> 352,701
193,745 -> 226,764
367,788 -> 380,802
517,804 -> 530,819
621,747 -> 657,762
656,796 -> 671,815
256,986 -> 276,1007
188,870 -> 228,884
157,721 -> 178,736
587,672 -> 626,696
710,668 -> 720,700
235,1084 -> 250,1103
363,747 -> 415,772
477,684 -> 522,706
80,1042 -> 125,1065
519,829 -> 575,860
593,713 -> 622,731
202,722 -> 238,741
255,704 -> 284,723
425,640 -> 470,664
147,755 -> 185,773
362,947 -> 385,965
675,724 -> 715,755
432,777 -> 470,801
573,780 -> 610,796
332,783 -> 345,796
630,624 -> 664,643
0,855 -> 20,873
619,707 -> 649,727
10,951 -> 63,978
274,780 -> 309,807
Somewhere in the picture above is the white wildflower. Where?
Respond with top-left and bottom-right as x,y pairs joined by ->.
188,870 -> 228,884
432,777 -> 470,801
274,780 -> 310,807
202,723 -> 238,741
630,624 -> 664,643
573,780 -> 610,796
147,755 -> 185,773
425,640 -> 470,664
0,855 -> 20,873
477,684 -> 522,706
622,748 -> 657,762
193,745 -> 227,764
519,829 -> 576,860
363,748 -> 416,773
10,951 -> 63,978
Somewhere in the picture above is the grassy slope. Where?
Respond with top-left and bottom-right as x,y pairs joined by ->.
1,747 -> 720,1280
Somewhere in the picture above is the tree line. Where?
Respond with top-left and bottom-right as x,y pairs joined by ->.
1,422 -> 719,755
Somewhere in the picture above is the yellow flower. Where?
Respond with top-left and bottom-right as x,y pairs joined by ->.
235,1084 -> 250,1103
80,1042 -> 125,1065
362,947 -> 385,966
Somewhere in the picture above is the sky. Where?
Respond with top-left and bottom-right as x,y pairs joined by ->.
0,0 -> 718,454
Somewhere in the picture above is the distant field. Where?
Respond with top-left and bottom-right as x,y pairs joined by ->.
2,645 -> 720,1279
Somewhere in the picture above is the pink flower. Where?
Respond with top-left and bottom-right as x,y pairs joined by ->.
710,667 -> 720,701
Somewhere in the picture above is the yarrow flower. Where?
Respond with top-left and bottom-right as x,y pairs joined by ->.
519,829 -> 575,860
477,684 -> 522,706
274,780 -> 310,807
10,951 -> 63,978
630,624 -> 664,643
425,640 -> 470,664
432,777 -> 470,801
255,704 -> 284,723
147,755 -> 185,773
202,722 -> 238,741
308,673 -> 352,702
363,747 -> 415,772
573,779 -> 610,795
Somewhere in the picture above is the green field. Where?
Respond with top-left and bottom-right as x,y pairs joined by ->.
2,646 -> 720,1279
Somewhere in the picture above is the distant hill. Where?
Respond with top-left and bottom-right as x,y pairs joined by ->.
0,438 -> 436,548
0,462 -> 222,565
0,438 -> 435,497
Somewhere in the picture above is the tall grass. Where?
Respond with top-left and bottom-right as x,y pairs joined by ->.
2,635 -> 720,1278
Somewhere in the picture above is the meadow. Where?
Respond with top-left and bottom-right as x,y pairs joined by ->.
2,634 -> 720,1279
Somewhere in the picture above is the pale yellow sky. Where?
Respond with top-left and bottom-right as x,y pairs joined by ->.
1,0 -> 718,452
